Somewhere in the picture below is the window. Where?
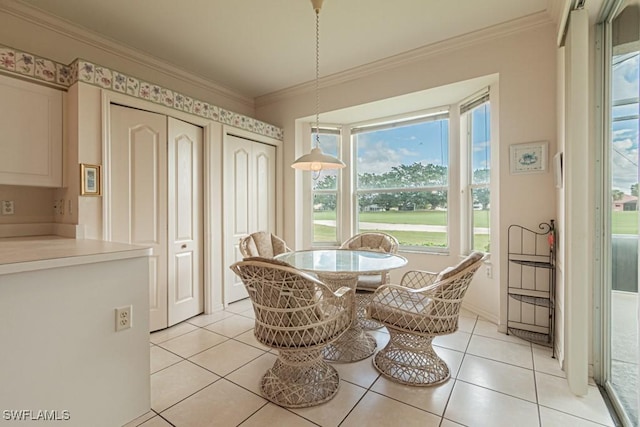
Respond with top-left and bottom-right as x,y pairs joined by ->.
311,127 -> 341,244
462,94 -> 491,252
353,112 -> 450,250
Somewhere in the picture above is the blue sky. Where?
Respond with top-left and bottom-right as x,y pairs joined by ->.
612,52 -> 639,194
354,108 -> 490,177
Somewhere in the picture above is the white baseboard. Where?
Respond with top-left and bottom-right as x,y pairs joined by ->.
462,301 -> 499,324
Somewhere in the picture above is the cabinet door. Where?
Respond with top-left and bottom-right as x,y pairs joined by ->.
0,75 -> 62,187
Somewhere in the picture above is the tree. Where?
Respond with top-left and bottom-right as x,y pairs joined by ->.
612,189 -> 625,201
631,183 -> 638,197
472,169 -> 490,209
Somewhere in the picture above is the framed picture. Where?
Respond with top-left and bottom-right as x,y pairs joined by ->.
553,152 -> 563,189
510,141 -> 548,174
80,163 -> 101,196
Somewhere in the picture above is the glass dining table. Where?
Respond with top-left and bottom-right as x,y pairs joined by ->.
275,249 -> 407,363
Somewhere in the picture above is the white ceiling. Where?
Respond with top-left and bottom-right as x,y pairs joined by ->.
18,0 -> 551,98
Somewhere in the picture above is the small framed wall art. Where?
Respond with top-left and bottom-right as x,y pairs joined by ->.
80,163 -> 101,196
510,141 -> 548,174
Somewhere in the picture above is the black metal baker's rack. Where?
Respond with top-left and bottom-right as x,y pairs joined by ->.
506,220 -> 556,357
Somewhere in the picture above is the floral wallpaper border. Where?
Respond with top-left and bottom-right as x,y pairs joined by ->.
0,45 -> 283,140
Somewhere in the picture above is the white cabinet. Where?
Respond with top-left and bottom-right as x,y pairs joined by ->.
0,75 -> 62,187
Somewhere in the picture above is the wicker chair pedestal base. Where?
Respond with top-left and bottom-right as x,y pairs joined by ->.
261,349 -> 340,408
356,292 -> 384,330
372,329 -> 450,386
322,325 -> 377,363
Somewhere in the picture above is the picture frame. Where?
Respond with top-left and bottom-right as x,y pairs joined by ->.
510,141 -> 548,174
553,152 -> 563,189
80,163 -> 101,196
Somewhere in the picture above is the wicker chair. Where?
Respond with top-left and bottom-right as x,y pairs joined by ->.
239,231 -> 291,258
366,251 -> 485,386
230,257 -> 353,408
340,232 -> 399,330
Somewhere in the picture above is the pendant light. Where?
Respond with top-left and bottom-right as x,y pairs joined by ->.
291,0 -> 346,175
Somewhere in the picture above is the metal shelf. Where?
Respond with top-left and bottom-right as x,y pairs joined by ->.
508,293 -> 552,308
509,259 -> 554,269
507,327 -> 552,348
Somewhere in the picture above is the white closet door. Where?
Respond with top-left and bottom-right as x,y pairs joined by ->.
109,105 -> 168,331
223,135 -> 276,304
167,117 -> 203,326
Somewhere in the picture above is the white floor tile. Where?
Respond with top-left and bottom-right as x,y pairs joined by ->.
341,391 -> 441,426
161,379 -> 266,426
440,419 -> 466,427
539,406 -> 610,426
122,411 -> 155,427
239,403 -> 317,427
457,315 -> 477,333
185,311 -> 235,327
234,329 -> 270,351
437,347 -> 465,379
433,330 -> 471,352
224,298 -> 253,314
466,335 -> 533,369
536,372 -> 614,426
157,328 -> 228,358
371,375 -> 454,416
204,315 -> 256,338
457,354 -> 537,402
150,322 -> 198,344
532,344 -> 565,378
150,360 -> 219,412
290,381 -> 367,427
332,355 -> 380,388
474,318 -> 532,345
139,416 -> 173,427
189,339 -> 265,376
445,381 -> 540,427
150,345 -> 182,374
226,352 -> 279,396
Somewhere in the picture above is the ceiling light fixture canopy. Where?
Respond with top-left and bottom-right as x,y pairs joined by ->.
291,0 -> 346,175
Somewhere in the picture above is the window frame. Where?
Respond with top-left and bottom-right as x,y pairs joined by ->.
460,91 -> 491,255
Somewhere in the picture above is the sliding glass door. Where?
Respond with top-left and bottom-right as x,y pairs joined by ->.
602,1 -> 639,424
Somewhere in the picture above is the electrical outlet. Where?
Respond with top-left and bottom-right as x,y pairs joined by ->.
1,200 -> 14,215
485,264 -> 493,278
115,306 -> 132,331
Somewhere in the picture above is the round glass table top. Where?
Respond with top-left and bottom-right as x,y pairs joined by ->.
275,249 -> 407,274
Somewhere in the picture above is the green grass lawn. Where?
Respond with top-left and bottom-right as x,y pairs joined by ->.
314,210 -> 638,248
612,211 -> 638,234
315,209 -> 490,228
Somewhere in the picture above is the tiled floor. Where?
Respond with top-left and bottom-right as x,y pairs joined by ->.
125,300 -> 616,427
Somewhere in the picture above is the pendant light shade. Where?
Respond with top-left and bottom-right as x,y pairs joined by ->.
291,0 -> 346,173
291,147 -> 346,171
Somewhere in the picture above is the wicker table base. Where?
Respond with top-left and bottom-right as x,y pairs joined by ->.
317,273 -> 377,362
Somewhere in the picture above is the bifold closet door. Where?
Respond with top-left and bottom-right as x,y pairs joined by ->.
223,134 -> 276,304
167,117 -> 203,326
109,105 -> 203,332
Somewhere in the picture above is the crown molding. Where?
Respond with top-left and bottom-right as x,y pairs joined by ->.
1,0 -> 254,109
256,11 -> 554,108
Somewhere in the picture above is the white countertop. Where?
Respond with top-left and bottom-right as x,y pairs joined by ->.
0,236 -> 152,275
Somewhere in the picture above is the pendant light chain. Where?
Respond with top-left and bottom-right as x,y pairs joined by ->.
314,8 -> 321,149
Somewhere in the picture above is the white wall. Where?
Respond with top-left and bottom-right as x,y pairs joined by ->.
256,20 -> 558,323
